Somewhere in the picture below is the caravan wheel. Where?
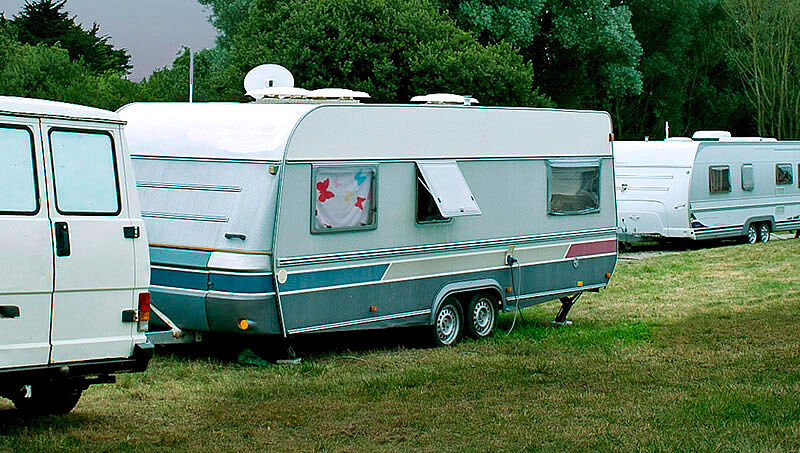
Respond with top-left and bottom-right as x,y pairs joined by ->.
757,223 -> 770,243
431,298 -> 463,347
465,293 -> 498,339
12,382 -> 83,416
746,225 -> 758,244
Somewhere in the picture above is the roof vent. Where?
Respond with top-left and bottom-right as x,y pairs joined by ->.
307,88 -> 370,100
244,64 -> 369,103
410,93 -> 479,105
692,130 -> 732,141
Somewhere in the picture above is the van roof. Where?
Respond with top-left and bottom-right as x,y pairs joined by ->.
118,102 -> 613,162
0,96 -> 122,123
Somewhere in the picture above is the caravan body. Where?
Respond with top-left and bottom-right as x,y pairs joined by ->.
615,135 -> 800,243
120,102 -> 618,345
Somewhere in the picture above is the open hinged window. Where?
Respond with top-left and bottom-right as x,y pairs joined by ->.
312,165 -> 377,233
547,160 -> 600,215
415,160 -> 481,218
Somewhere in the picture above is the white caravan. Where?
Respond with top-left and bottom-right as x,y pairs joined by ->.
119,98 -> 618,350
0,97 -> 153,415
615,131 -> 800,244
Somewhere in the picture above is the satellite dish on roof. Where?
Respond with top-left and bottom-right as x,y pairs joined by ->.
244,64 -> 294,98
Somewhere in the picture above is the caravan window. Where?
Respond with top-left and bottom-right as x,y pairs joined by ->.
416,167 -> 451,224
709,166 -> 731,194
312,165 -> 377,233
547,160 -> 600,215
50,129 -> 121,215
416,161 -> 481,218
741,164 -> 754,191
0,126 -> 38,214
776,164 -> 793,185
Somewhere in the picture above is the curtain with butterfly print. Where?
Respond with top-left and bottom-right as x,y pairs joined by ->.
313,166 -> 375,231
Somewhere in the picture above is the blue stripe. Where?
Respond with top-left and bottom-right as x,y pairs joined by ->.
210,272 -> 274,293
150,246 -> 211,268
151,268 -> 207,291
281,264 -> 389,292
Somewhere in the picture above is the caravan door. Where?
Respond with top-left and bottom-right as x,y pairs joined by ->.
0,118 -> 54,369
41,122 -> 137,363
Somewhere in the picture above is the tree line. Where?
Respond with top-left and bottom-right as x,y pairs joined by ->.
1,0 -> 798,139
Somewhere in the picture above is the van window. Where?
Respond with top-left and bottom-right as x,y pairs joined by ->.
776,164 -> 793,185
709,166 -> 731,194
312,166 -> 376,233
547,160 -> 600,215
416,161 -> 481,217
0,126 -> 38,214
50,130 -> 120,215
741,164 -> 754,191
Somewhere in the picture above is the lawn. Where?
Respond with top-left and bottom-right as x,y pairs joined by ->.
1,240 -> 799,452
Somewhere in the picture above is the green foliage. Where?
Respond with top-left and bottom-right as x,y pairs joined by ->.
231,0 -> 549,106
12,0 -> 131,75
0,18 -> 141,110
140,47 -> 241,102
197,0 -> 254,49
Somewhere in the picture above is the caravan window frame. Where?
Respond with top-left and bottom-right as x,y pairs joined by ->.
415,160 -> 481,218
741,164 -> 754,191
415,166 -> 452,225
708,165 -> 731,194
310,164 -> 378,234
48,128 -> 122,216
0,124 -> 40,216
546,159 -> 601,216
776,163 -> 793,185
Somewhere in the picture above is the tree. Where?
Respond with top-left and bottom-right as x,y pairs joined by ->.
197,0 -> 254,49
140,47 -> 241,102
722,0 -> 800,139
435,0 -> 643,115
230,0 -> 549,107
12,0 -> 131,75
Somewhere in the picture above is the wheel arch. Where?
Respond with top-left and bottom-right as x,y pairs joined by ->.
743,216 -> 775,235
429,279 -> 504,325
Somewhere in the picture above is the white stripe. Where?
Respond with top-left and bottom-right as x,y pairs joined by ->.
288,309 -> 432,334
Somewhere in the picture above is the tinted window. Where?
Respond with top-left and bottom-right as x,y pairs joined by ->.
741,164 -> 754,191
0,126 -> 38,214
709,166 -> 731,193
50,130 -> 120,215
548,162 -> 600,215
312,166 -> 376,232
776,164 -> 793,185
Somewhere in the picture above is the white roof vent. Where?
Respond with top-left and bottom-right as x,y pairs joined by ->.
410,93 -> 479,105
248,87 -> 312,99
244,64 -> 295,98
307,88 -> 370,100
692,130 -> 732,141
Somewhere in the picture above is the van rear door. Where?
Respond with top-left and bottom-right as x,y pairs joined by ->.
41,122 -> 138,363
0,118 -> 53,369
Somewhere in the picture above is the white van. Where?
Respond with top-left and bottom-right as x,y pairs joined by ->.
0,97 -> 153,415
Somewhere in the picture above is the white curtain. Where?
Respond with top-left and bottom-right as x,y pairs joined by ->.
314,167 -> 374,230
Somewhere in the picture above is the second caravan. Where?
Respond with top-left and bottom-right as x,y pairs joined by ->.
119,97 -> 618,348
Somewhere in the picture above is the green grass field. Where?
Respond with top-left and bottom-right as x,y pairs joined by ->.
2,240 -> 799,452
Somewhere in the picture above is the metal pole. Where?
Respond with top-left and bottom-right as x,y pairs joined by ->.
189,49 -> 194,103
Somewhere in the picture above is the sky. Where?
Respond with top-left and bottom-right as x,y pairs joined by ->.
0,0 -> 218,81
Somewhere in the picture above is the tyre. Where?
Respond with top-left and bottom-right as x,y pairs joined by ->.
465,293 -> 498,339
12,382 -> 83,416
745,224 -> 758,244
431,298 -> 463,347
757,223 -> 770,243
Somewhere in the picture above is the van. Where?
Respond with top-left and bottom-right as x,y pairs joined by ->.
0,97 -> 153,415
119,95 -> 618,350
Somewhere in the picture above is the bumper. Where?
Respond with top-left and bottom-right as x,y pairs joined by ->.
0,342 -> 154,385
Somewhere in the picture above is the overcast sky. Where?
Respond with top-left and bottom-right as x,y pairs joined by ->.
0,0 -> 218,81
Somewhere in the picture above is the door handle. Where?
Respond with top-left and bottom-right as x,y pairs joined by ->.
0,305 -> 20,319
55,221 -> 71,257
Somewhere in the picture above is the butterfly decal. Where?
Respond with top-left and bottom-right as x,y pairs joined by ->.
316,178 -> 335,202
355,196 -> 367,210
344,191 -> 354,203
354,170 -> 367,186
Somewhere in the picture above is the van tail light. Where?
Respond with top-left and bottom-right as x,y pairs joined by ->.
138,292 -> 151,332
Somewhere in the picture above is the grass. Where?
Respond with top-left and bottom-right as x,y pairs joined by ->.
2,240 -> 799,452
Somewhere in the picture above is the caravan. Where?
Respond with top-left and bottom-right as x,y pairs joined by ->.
119,93 -> 618,348
615,131 -> 800,244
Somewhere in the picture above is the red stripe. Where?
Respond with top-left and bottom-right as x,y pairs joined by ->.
566,239 -> 617,258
